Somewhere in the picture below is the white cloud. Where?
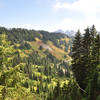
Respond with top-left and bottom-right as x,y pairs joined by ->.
53,0 -> 100,31
54,0 -> 100,16
47,16 -> 100,32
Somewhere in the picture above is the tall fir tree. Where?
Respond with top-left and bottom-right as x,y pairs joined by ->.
90,25 -> 97,45
71,30 -> 86,90
81,27 -> 93,87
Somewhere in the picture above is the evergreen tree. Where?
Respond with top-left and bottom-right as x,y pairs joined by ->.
80,27 -> 93,88
90,25 -> 97,44
71,30 -> 86,90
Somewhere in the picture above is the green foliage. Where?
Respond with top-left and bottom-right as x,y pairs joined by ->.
0,34 -> 14,70
0,34 -> 36,100
71,25 -> 100,100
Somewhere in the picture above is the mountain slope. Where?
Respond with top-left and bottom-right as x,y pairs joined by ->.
0,27 -> 72,61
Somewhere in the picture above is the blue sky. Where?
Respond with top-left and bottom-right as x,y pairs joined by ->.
0,0 -> 100,32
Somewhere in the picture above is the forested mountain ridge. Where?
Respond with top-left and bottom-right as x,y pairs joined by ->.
0,27 -> 72,100
0,27 -> 72,61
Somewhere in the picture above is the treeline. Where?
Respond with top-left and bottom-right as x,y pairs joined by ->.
0,27 -> 41,43
0,27 -> 71,51
48,25 -> 100,100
